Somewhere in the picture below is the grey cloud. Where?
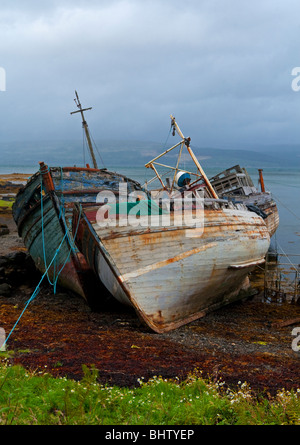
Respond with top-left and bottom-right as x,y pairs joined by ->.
0,0 -> 300,150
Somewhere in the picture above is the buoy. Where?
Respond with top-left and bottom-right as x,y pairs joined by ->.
175,171 -> 191,187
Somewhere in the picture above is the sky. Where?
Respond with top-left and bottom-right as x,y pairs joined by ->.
0,0 -> 300,151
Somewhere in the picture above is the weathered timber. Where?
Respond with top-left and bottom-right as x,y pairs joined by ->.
12,164 -> 146,303
73,197 -> 270,333
210,165 -> 279,237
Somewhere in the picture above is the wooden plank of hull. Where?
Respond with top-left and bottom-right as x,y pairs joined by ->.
248,199 -> 279,238
16,192 -> 86,297
12,166 -> 146,300
260,202 -> 279,238
209,166 -> 279,238
220,193 -> 279,238
75,206 -> 270,332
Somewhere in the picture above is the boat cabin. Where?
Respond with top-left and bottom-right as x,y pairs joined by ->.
210,165 -> 257,197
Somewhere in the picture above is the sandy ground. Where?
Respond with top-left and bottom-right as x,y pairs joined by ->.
0,174 -> 299,396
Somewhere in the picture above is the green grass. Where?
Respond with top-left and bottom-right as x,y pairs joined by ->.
0,199 -> 14,208
0,360 -> 299,425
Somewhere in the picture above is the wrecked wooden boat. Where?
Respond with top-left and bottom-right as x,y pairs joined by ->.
209,165 -> 279,237
12,163 -> 144,303
72,116 -> 270,333
12,92 -> 145,304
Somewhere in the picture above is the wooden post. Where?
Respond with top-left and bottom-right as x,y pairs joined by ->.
258,169 -> 265,193
39,162 -> 55,192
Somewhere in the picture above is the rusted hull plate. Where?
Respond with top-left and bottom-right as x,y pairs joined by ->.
75,206 -> 270,333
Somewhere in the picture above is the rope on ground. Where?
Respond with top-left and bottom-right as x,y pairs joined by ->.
2,175 -> 83,348
2,229 -> 69,349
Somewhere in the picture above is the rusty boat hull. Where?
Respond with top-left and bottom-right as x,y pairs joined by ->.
73,201 -> 270,333
229,192 -> 279,238
210,165 -> 279,238
12,164 -> 144,302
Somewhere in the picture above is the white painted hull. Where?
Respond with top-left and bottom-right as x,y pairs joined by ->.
75,206 -> 270,332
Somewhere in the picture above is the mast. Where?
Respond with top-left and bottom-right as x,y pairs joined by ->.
70,90 -> 98,169
145,115 -> 218,198
170,115 -> 218,199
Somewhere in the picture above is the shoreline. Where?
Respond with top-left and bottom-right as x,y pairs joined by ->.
0,173 -> 299,396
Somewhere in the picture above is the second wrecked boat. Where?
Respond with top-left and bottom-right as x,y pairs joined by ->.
72,116 -> 271,333
210,165 -> 279,237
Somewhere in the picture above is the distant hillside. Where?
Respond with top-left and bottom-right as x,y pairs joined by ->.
0,139 -> 299,169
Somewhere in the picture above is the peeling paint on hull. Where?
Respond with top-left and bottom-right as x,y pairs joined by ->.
232,194 -> 279,238
209,166 -> 279,238
74,204 -> 270,333
12,166 -> 144,301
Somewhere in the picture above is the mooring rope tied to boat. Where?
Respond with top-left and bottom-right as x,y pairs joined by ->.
40,169 -> 79,293
2,184 -> 82,349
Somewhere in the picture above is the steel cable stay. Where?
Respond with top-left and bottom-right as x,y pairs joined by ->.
261,178 -> 300,189
272,193 -> 300,221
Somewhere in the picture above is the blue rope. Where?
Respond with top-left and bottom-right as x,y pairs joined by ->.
2,231 -> 69,349
1,174 -> 83,348
40,169 -> 80,293
51,207 -> 82,294
40,179 -> 56,289
57,167 -> 77,255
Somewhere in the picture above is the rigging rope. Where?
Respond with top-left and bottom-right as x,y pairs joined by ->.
276,241 -> 299,272
263,178 -> 300,189
81,121 -> 106,169
162,122 -> 173,150
272,193 -> 300,221
90,132 -> 106,169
